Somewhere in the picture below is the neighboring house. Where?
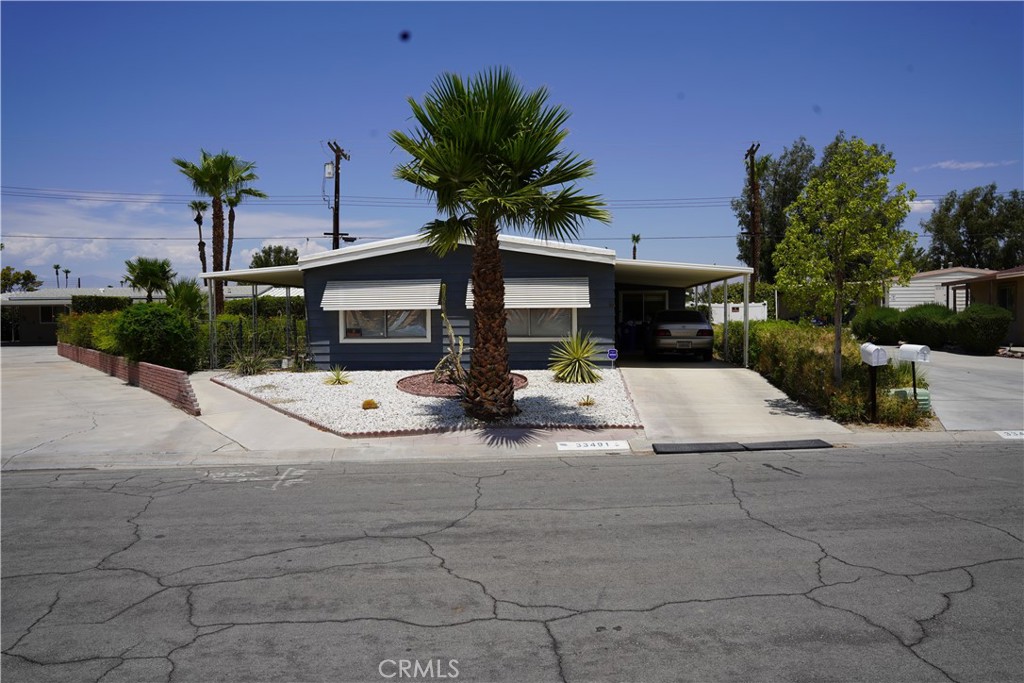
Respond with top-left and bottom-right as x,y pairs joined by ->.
0,286 -> 272,345
945,265 -> 1024,345
886,267 -> 994,311
201,234 -> 754,370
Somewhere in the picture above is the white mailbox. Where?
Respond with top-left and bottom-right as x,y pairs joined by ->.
897,344 -> 931,363
860,342 -> 889,367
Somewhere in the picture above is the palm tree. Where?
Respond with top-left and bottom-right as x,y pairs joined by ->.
52,264 -> 61,288
189,200 -> 209,273
63,268 -> 71,288
173,150 -> 261,313
225,161 -> 267,271
391,68 -> 610,420
165,277 -> 208,321
631,234 -> 641,260
123,257 -> 176,302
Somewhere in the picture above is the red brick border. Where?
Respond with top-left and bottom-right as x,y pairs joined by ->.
57,342 -> 201,416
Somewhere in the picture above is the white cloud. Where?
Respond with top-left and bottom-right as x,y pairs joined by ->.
909,199 -> 936,214
912,159 -> 1018,172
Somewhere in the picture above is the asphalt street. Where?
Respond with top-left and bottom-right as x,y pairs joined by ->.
2,441 -> 1021,683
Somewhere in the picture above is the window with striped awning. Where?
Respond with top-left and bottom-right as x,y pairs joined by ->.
320,279 -> 443,311
465,277 -> 590,309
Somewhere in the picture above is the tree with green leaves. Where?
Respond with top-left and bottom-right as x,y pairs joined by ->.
189,200 -> 210,273
165,277 -> 208,321
124,257 -> 176,303
250,245 -> 299,268
921,184 -> 1024,271
1,266 -> 41,293
733,137 -> 817,283
631,233 -> 641,260
391,67 -> 611,420
63,268 -> 71,288
774,132 -> 917,386
52,264 -> 61,289
173,149 -> 265,313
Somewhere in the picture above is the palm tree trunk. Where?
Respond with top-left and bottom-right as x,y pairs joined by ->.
211,196 -> 225,314
195,221 -> 208,274
464,224 -> 519,420
226,205 -> 235,271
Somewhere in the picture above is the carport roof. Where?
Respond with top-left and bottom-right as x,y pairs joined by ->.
199,234 -> 753,289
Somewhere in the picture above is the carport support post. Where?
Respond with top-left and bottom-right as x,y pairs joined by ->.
722,277 -> 729,360
251,284 -> 258,355
207,278 -> 217,369
742,274 -> 750,368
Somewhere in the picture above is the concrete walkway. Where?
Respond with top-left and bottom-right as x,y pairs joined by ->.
0,347 -> 1008,471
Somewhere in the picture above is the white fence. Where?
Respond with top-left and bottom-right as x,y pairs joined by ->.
709,302 -> 768,325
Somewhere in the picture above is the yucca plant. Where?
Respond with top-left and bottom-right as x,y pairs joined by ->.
549,331 -> 603,384
324,365 -> 352,385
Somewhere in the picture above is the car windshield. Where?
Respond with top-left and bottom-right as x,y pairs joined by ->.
656,310 -> 707,324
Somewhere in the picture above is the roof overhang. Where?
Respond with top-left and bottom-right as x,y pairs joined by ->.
200,264 -> 304,288
614,259 -> 753,289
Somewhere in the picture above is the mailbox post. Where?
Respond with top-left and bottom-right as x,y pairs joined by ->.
860,343 -> 889,423
896,344 -> 930,402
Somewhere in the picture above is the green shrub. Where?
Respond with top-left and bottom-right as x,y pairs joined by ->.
897,304 -> 955,349
71,295 -> 132,314
165,278 -> 207,321
851,306 -> 902,344
223,296 -> 305,319
115,303 -> 198,372
91,311 -> 123,355
548,331 -> 602,383
952,303 -> 1013,354
57,312 -> 96,348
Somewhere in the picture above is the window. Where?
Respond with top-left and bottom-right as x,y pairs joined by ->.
506,308 -> 573,339
619,291 -> 668,324
39,305 -> 68,324
341,309 -> 430,342
466,277 -> 588,341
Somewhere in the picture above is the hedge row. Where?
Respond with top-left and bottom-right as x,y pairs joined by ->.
852,303 -> 1011,354
716,320 -> 925,426
57,304 -> 307,373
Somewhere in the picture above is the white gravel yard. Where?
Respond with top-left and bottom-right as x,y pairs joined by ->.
215,369 -> 642,436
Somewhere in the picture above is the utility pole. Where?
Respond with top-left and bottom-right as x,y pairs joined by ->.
744,143 -> 763,289
325,141 -> 351,250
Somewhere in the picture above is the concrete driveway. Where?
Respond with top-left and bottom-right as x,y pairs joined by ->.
883,348 -> 1023,432
618,357 -> 850,442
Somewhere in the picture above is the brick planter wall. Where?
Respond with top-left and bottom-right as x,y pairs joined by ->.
57,342 -> 201,416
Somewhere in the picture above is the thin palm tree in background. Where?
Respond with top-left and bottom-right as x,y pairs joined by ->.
225,161 -> 267,271
63,268 -> 71,288
631,234 -> 641,260
52,264 -> 60,289
391,67 -> 610,420
123,257 -> 176,303
189,200 -> 210,273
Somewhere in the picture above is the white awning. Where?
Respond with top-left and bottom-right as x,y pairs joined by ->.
466,277 -> 590,309
320,279 -> 442,311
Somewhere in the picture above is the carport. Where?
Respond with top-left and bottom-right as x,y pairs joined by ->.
613,259 -> 754,366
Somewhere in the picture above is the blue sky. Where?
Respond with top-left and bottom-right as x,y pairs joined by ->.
2,1 -> 1022,288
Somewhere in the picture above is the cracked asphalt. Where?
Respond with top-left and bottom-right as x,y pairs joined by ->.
2,442 -> 1021,682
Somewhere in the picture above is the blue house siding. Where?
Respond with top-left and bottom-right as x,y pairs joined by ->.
303,243 -> 616,370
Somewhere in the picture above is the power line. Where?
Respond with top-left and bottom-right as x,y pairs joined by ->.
0,233 -> 738,242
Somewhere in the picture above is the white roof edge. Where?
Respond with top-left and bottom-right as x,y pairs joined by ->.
295,233 -> 617,270
619,258 -> 753,274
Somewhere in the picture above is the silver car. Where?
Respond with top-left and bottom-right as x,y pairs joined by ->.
645,309 -> 714,361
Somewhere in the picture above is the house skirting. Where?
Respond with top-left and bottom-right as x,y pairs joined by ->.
57,342 -> 201,416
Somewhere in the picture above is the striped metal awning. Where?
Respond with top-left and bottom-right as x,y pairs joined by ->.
321,279 -> 442,311
466,277 -> 590,309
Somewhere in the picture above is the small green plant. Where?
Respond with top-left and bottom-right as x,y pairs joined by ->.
361,399 -> 379,410
578,395 -> 596,407
548,331 -> 603,384
226,339 -> 270,376
324,365 -> 352,385
433,283 -> 468,389
114,303 -> 198,372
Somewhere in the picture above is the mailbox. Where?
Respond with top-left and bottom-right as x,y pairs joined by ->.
896,344 -> 930,363
860,342 -> 889,367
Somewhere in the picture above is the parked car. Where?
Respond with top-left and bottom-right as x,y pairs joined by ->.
645,309 -> 714,361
